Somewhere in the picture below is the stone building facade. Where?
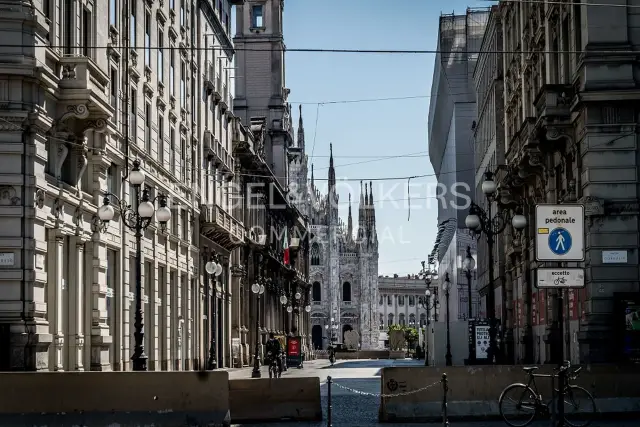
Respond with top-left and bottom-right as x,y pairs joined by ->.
490,0 -> 640,364
232,0 -> 312,365
0,0 -> 310,372
378,275 -> 434,330
471,7 -> 512,359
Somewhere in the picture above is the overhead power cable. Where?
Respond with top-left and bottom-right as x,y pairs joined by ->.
10,44 -> 640,56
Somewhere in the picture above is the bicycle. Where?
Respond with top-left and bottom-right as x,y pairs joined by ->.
554,277 -> 567,286
498,363 -> 597,427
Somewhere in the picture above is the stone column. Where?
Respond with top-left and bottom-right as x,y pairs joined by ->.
46,233 -> 64,370
70,237 -> 86,371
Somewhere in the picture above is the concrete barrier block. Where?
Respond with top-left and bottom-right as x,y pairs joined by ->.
378,365 -> 640,422
0,371 -> 231,427
229,377 -> 322,422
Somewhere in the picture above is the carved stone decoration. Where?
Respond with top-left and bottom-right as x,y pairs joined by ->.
0,185 -> 20,206
60,104 -> 90,123
35,188 -> 45,208
73,206 -> 84,234
55,142 -> 69,181
52,198 -> 64,228
90,214 -> 107,233
75,137 -> 89,198
62,64 -> 77,80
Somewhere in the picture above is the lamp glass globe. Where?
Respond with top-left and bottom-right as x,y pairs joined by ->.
286,305 -> 293,313
481,178 -> 497,194
138,201 -> 155,218
251,283 -> 260,294
205,261 -> 217,275
325,325 -> 329,329
129,168 -> 145,186
98,204 -> 115,222
214,262 -> 223,276
305,305 -> 311,313
280,295 -> 287,304
512,214 -> 527,230
259,285 -> 265,294
425,289 -> 431,297
465,214 -> 480,230
156,206 -> 171,223
464,255 -> 476,271
295,292 -> 301,300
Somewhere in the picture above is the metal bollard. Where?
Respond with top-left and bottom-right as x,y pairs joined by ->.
327,376 -> 333,427
557,363 -> 566,427
441,373 -> 449,427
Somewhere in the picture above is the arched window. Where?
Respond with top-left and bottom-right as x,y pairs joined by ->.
409,296 -> 415,307
409,313 -> 416,326
312,281 -> 321,301
310,243 -> 321,265
420,313 -> 427,326
342,281 -> 351,302
379,313 -> 384,330
388,313 -> 394,326
399,313 -> 406,326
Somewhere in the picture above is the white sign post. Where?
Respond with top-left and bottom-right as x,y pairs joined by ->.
536,268 -> 585,289
535,204 -> 585,262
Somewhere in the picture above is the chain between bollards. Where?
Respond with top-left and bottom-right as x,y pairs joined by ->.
327,376 -> 333,427
441,373 -> 449,427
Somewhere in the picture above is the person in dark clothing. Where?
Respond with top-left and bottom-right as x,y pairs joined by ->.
265,333 -> 282,374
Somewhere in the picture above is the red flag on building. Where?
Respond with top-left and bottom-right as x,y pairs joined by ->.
283,228 -> 290,265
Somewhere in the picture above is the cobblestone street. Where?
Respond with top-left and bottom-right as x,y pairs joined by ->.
230,359 -> 639,426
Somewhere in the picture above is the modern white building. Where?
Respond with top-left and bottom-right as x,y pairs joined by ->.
427,9 -> 489,366
0,0 -> 244,371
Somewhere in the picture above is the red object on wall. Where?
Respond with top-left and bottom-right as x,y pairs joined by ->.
517,299 -> 523,328
539,291 -> 546,325
568,289 -> 578,320
287,337 -> 300,356
532,293 -> 538,326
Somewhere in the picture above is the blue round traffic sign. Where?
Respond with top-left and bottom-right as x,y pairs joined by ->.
549,228 -> 572,256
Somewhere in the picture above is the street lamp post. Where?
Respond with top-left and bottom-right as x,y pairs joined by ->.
205,256 -> 223,369
419,259 -> 439,366
97,159 -> 172,371
465,170 -> 527,364
463,246 -> 476,364
251,278 -> 266,378
443,273 -> 452,366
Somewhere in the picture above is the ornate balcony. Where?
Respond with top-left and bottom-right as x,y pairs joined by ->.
534,84 -> 574,121
200,204 -> 244,250
203,130 -> 234,175
56,55 -> 112,123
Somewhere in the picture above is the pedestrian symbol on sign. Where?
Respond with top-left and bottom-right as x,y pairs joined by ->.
549,228 -> 572,256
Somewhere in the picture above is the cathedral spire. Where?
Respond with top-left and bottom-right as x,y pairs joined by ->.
358,181 -> 365,238
311,163 -> 314,189
347,193 -> 353,241
328,143 -> 335,191
297,104 -> 305,149
369,181 -> 376,227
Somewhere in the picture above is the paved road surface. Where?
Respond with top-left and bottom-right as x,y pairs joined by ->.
229,359 -> 638,426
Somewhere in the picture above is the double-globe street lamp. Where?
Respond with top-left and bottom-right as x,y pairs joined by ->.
97,159 -> 172,371
250,276 -> 266,378
465,170 -> 527,364
463,246 -> 476,364
204,255 -> 224,369
419,259 -> 439,366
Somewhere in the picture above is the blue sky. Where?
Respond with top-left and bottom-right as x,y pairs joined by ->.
279,0 -> 488,276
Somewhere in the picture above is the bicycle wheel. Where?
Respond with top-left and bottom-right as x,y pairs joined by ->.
563,385 -> 596,427
498,384 -> 538,427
